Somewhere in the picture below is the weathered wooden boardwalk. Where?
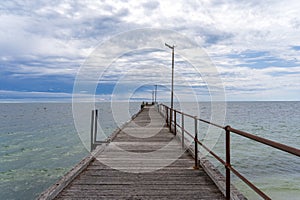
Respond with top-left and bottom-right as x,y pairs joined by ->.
50,106 -> 225,199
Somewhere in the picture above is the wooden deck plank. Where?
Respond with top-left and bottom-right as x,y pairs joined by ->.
54,106 -> 225,200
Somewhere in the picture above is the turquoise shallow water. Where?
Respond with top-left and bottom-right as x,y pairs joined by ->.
0,102 -> 299,199
0,102 -> 140,200
0,103 -> 88,200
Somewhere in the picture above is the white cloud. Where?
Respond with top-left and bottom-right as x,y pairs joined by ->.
0,90 -> 71,98
0,0 -> 300,100
216,65 -> 300,100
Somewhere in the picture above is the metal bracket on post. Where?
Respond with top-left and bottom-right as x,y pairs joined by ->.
193,116 -> 199,170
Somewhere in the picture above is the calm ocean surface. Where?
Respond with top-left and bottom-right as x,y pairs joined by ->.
0,102 -> 299,199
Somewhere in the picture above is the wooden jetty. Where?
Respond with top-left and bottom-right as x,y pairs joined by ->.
39,102 -> 300,200
39,106 -> 238,200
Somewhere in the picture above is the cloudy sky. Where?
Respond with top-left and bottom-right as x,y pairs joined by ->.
0,0 -> 300,102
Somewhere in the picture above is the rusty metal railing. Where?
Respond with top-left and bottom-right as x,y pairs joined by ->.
158,103 -> 300,200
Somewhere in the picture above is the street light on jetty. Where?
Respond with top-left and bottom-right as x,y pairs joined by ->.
154,84 -> 157,104
165,43 -> 175,132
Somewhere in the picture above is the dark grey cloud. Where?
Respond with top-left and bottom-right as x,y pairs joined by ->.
142,1 -> 160,10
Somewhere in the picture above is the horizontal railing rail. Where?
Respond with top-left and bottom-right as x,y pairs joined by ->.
158,103 -> 300,200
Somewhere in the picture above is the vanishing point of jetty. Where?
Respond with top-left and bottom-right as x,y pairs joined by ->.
39,104 -> 300,200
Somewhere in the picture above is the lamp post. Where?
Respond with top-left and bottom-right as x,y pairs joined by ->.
153,84 -> 158,104
165,43 -> 175,132
152,90 -> 154,104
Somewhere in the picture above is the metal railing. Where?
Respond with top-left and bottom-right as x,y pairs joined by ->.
158,103 -> 300,200
90,108 -> 145,151
90,109 -> 109,151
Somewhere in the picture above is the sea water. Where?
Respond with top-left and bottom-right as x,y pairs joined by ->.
223,102 -> 300,200
0,102 -> 299,199
173,101 -> 300,200
0,102 -> 140,200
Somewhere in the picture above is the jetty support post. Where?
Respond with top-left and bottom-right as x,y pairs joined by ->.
194,116 -> 199,169
225,126 -> 231,200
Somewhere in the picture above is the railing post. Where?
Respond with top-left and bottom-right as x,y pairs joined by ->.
225,126 -> 231,200
194,117 -> 199,169
174,110 -> 177,135
181,113 -> 184,149
90,110 -> 94,151
94,109 -> 98,144
166,107 -> 169,125
169,107 -> 172,132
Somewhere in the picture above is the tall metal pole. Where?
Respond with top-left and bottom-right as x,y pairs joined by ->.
152,90 -> 154,103
165,43 -> 175,131
171,46 -> 174,115
154,84 -> 157,103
